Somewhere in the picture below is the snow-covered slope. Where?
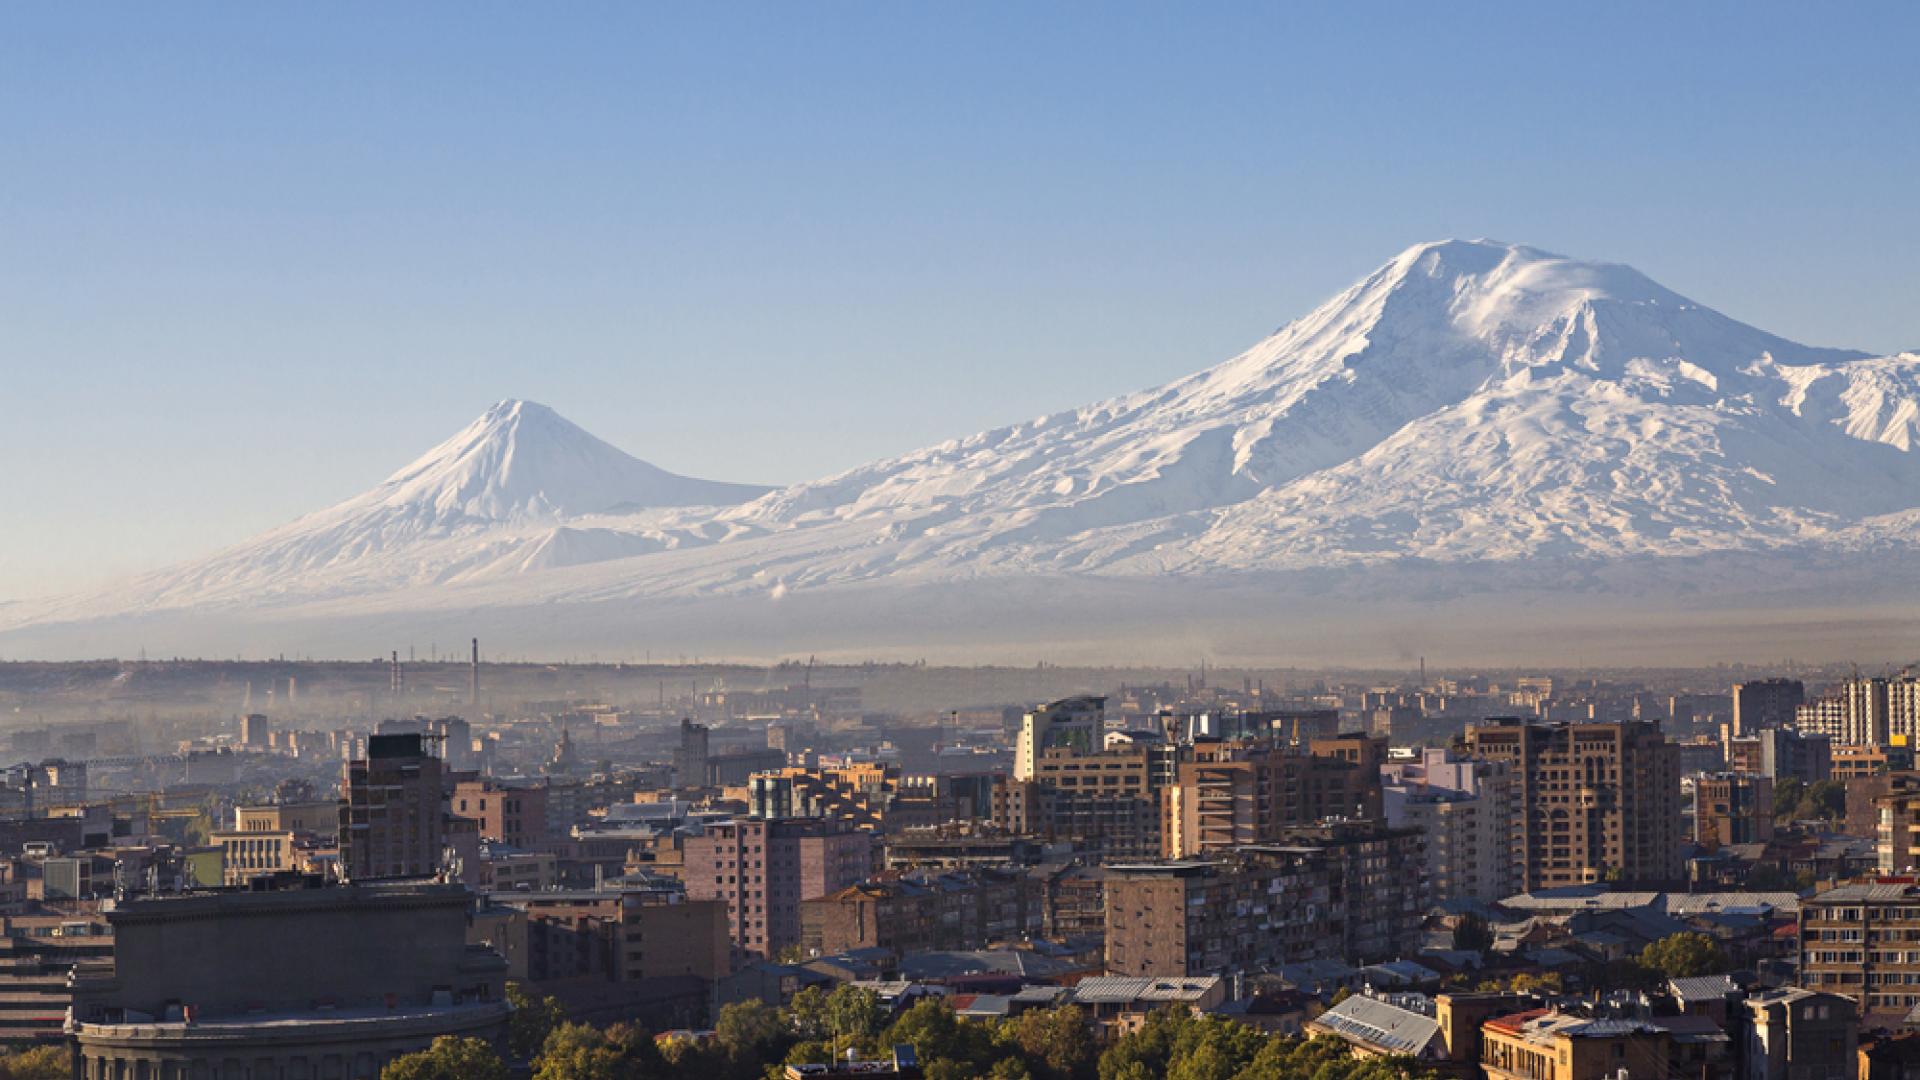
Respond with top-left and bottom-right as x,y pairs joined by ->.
8,240 -> 1920,659
15,399 -> 769,616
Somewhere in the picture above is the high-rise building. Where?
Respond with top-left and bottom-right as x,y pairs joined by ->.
1464,719 -> 1683,889
1160,737 -> 1385,859
1732,679 -> 1806,736
993,743 -> 1165,861
1380,748 -> 1521,906
1796,676 -> 1920,748
1014,696 -> 1106,781
240,713 -> 271,749
339,733 -> 445,881
1694,772 -> 1774,848
1726,726 -> 1833,783
682,818 -> 873,959
674,719 -> 710,789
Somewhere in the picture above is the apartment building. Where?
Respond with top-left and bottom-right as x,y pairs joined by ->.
339,733 -> 444,881
993,744 -> 1165,861
1105,823 -> 1424,977
682,818 -> 873,959
451,780 -> 549,848
1381,748 -> 1521,906
1161,736 -> 1385,859
1014,696 -> 1106,781
1465,719 -> 1682,889
798,867 -> 1042,957
1695,773 -> 1775,848
1733,679 -> 1807,736
490,889 -> 728,984
1798,883 -> 1920,1014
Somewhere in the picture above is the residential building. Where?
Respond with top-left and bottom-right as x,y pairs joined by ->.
451,780 -> 549,847
240,713 -> 271,749
1797,677 -> 1920,749
1727,728 -> 1832,784
1162,737 -> 1386,859
1465,719 -> 1683,888
1734,680 -> 1807,736
799,867 -> 1042,957
339,734 -> 444,882
1696,773 -> 1775,848
1480,1011 -> 1672,1080
1014,696 -> 1106,781
1104,823 -> 1424,977
994,744 -> 1165,861
1877,790 -> 1920,875
683,818 -> 873,959
0,913 -> 112,1043
674,719 -> 710,789
491,890 -> 728,985
1741,987 -> 1857,1080
1799,883 -> 1920,1013
1381,748 -> 1521,906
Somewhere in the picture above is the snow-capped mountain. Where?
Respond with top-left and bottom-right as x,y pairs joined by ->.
9,239 -> 1920,662
16,399 -> 770,617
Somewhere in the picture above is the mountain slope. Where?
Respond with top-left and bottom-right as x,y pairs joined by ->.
8,240 -> 1920,659
20,400 -> 769,616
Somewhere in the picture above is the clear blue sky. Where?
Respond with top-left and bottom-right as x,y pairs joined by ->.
3,3 -> 1917,599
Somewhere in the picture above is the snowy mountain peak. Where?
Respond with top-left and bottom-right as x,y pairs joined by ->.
7,240 -> 1919,662
374,399 -> 768,523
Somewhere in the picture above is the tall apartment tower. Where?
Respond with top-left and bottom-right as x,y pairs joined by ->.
1014,696 -> 1105,781
240,713 -> 271,749
1731,678 -> 1805,736
674,718 -> 710,789
339,733 -> 445,881
1795,675 -> 1920,748
1464,718 -> 1682,889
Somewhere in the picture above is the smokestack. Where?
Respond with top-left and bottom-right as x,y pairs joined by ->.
470,638 -> 480,708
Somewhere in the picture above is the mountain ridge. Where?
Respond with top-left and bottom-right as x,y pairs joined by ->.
9,239 -> 1920,660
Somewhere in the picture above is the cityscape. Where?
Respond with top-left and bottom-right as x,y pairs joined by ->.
5,5 -> 1919,1080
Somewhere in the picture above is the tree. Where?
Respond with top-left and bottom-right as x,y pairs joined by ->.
534,1022 -> 669,1080
884,998 -> 994,1073
1802,779 -> 1847,822
824,984 -> 886,1048
0,1046 -> 68,1080
1004,1005 -> 1096,1080
716,999 -> 793,1073
1451,913 -> 1494,953
787,985 -> 831,1041
1508,972 -> 1563,995
1774,777 -> 1807,821
508,982 -> 570,1061
381,1036 -> 509,1080
1641,932 -> 1730,978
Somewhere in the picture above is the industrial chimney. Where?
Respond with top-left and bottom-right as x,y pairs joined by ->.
470,638 -> 480,708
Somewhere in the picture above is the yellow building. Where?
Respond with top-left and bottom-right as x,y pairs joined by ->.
1481,1010 -> 1671,1080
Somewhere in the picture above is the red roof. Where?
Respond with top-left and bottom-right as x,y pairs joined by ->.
1484,1009 -> 1552,1035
